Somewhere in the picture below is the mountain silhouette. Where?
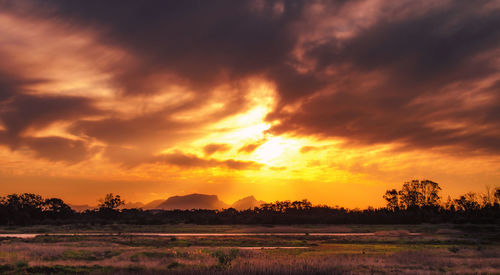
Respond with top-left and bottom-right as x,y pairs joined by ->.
156,193 -> 229,210
119,201 -> 144,209
69,194 -> 267,211
231,195 -> 266,210
69,204 -> 94,212
142,199 -> 165,209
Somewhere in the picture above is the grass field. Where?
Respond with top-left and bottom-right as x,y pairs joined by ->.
0,224 -> 498,274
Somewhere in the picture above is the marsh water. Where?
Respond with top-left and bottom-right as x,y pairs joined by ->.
0,232 -> 421,239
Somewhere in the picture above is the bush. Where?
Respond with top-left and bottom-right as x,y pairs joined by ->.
167,261 -> 182,269
14,260 -> 28,269
211,249 -> 239,267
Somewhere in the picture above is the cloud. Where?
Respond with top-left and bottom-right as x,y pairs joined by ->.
68,91 -> 247,152
1,0 -> 499,161
267,0 -> 500,155
0,65 -> 101,162
22,136 -> 96,163
0,3 -> 255,165
0,68 -> 43,102
103,146 -> 262,170
103,146 -> 153,168
300,146 -> 323,154
6,0 -> 302,96
203,143 -> 231,156
1,94 -> 101,140
238,139 -> 267,154
0,130 -> 95,163
70,115 -> 193,149
155,152 -> 263,170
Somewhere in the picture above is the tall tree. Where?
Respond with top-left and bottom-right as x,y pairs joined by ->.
494,187 -> 500,205
420,180 -> 441,207
43,198 -> 74,218
455,192 -> 480,211
383,189 -> 399,211
99,193 -> 125,210
393,180 -> 441,209
398,180 -> 422,209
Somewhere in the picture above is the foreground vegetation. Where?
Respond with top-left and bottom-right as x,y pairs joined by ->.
0,224 -> 498,274
0,180 -> 498,273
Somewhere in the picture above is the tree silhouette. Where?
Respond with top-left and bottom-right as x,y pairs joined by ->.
99,193 -> 125,210
494,187 -> 500,204
1,193 -> 44,225
398,180 -> 422,209
454,192 -> 480,211
43,198 -> 74,218
396,179 -> 441,209
0,183 -> 498,226
383,189 -> 399,211
420,180 -> 441,207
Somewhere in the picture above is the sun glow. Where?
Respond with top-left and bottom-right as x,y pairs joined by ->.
186,81 -> 319,170
192,81 -> 275,146
252,137 -> 287,165
222,108 -> 271,141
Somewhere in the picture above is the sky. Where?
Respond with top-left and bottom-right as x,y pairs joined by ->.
0,0 -> 499,208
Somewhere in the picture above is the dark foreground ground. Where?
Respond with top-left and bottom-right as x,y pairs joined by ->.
0,224 -> 498,274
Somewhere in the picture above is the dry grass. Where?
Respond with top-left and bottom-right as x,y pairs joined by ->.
0,225 -> 498,274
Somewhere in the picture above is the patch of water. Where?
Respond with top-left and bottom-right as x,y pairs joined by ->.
0,232 -> 421,239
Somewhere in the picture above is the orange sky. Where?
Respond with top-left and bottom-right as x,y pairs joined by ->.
0,1 -> 499,208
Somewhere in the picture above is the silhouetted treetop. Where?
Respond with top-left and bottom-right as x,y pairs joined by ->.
385,179 -> 441,210
99,193 -> 125,210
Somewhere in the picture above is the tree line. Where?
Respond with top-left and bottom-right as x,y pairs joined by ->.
0,180 -> 499,225
383,180 -> 500,211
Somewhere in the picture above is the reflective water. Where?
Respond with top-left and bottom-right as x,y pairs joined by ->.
0,232 -> 420,239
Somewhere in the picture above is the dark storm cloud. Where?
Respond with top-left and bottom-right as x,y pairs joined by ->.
0,67 -> 101,162
0,130 -> 95,163
0,70 -> 42,102
1,0 -> 500,158
0,58 -> 101,143
1,94 -> 100,137
268,0 -> 500,155
0,93 -> 100,163
7,0 -> 304,96
38,0 -> 500,155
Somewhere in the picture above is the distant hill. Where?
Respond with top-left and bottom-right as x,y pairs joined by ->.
156,193 -> 229,210
119,201 -> 144,209
231,196 -> 266,210
142,199 -> 165,209
69,204 -> 95,212
70,194 -> 267,211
